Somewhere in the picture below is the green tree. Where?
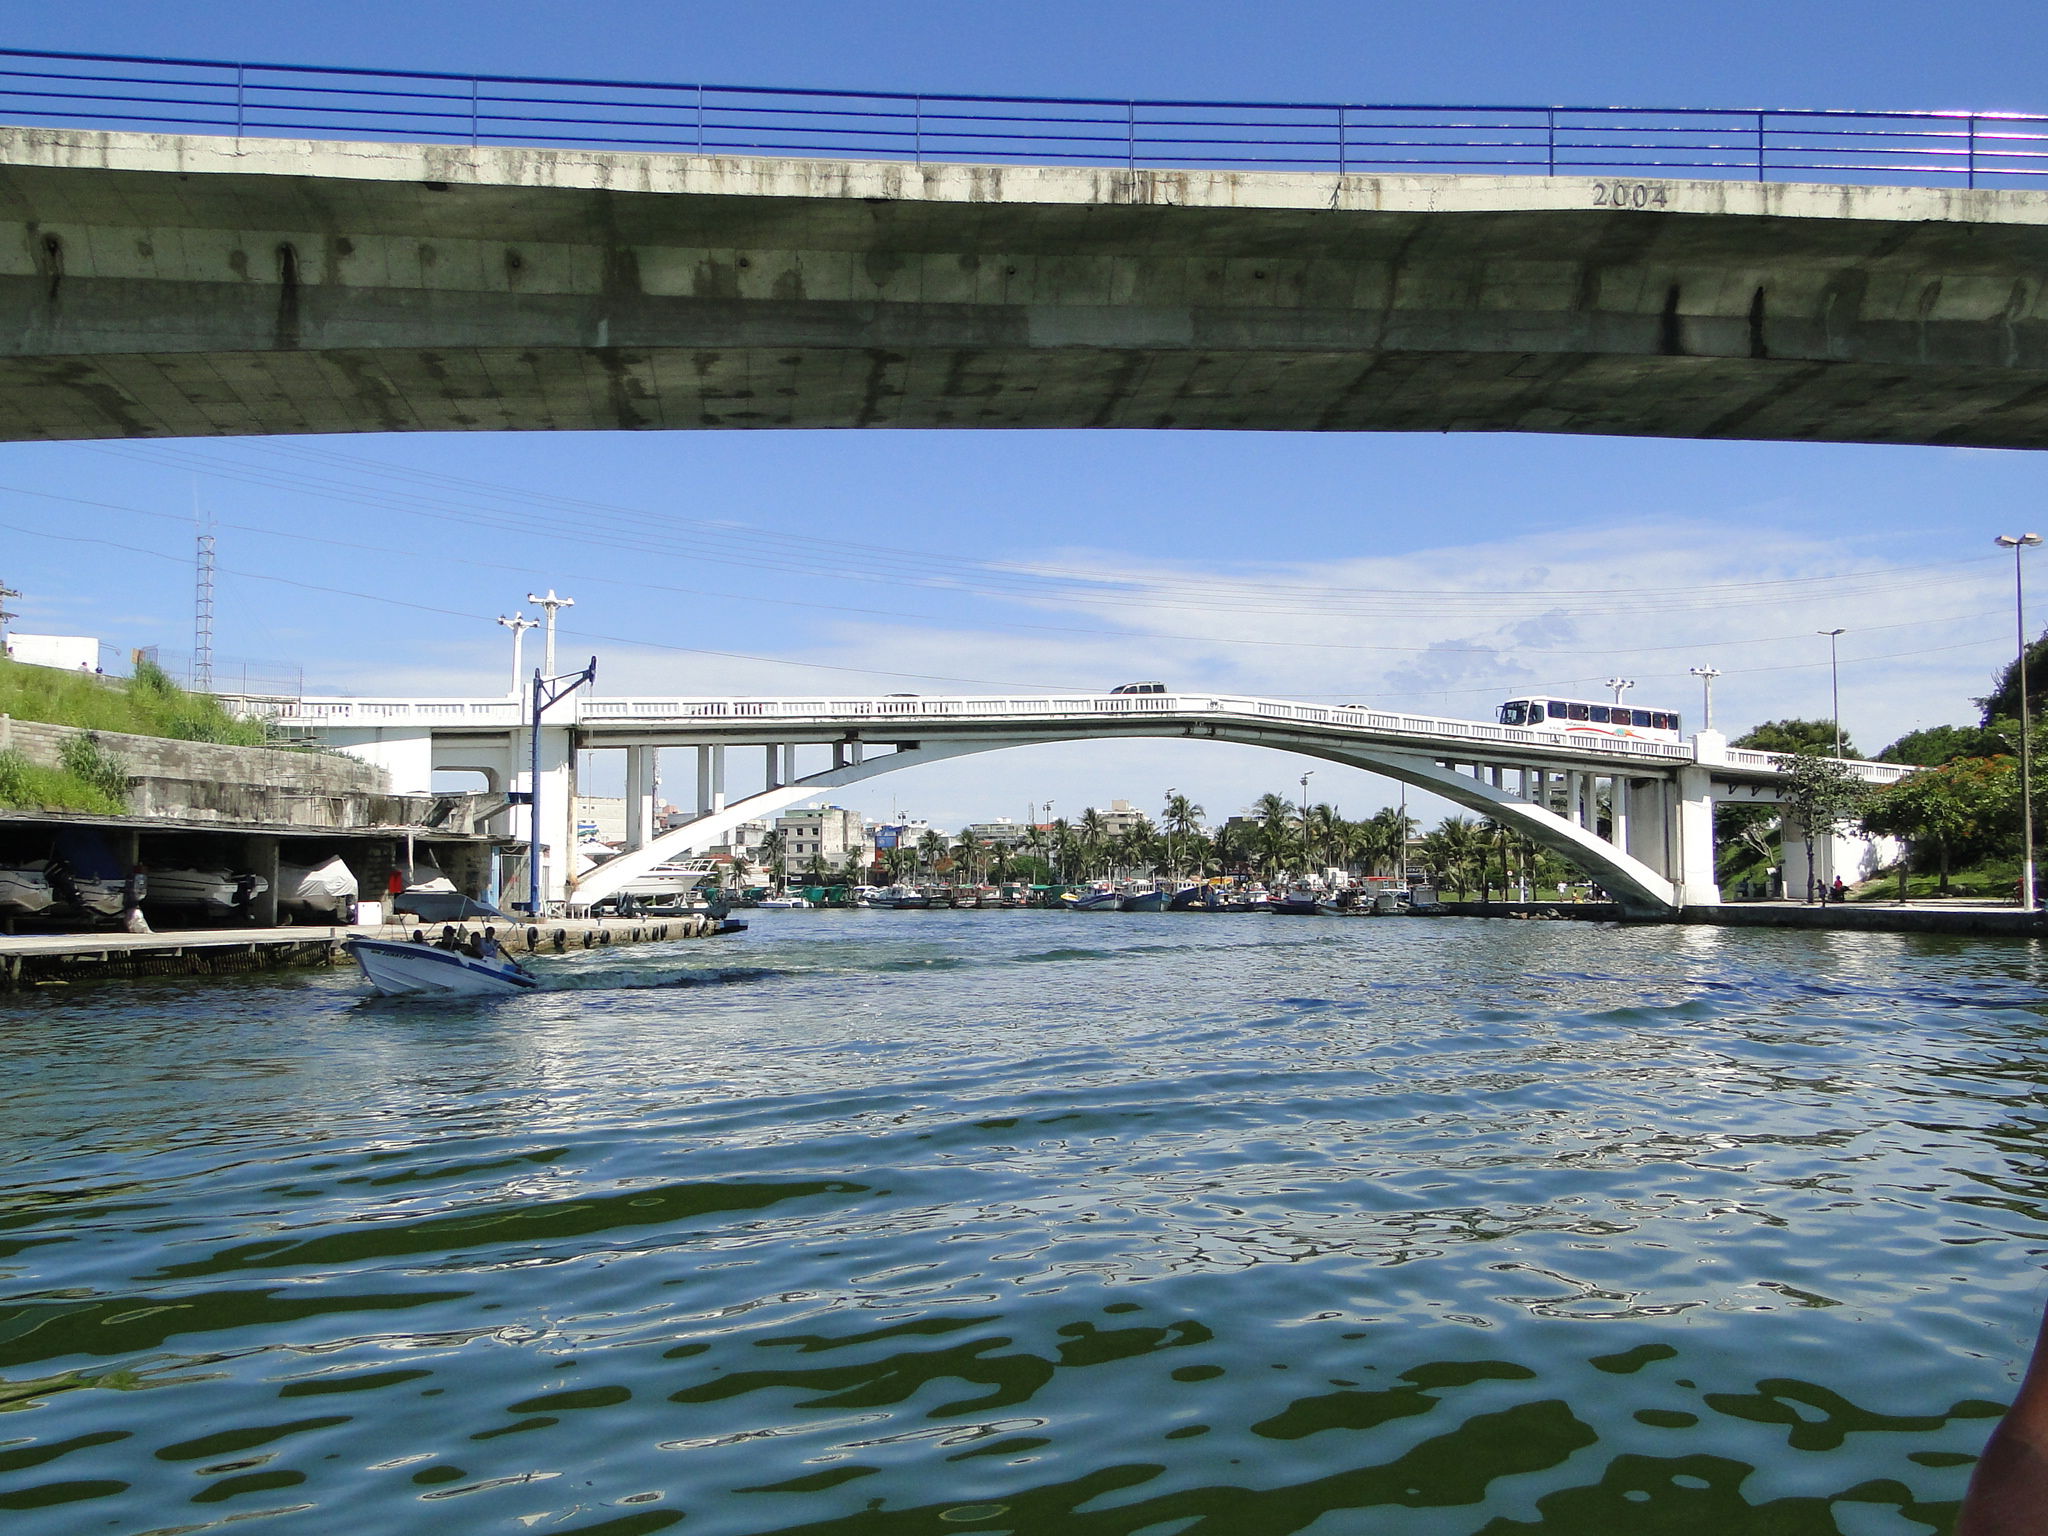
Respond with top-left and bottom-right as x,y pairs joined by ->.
755,829 -> 786,893
1779,746 -> 1872,901
1078,808 -> 1110,878
1878,722 -> 2013,766
1976,627 -> 2048,724
1735,718 -> 1858,759
915,828 -> 947,882
1861,755 -> 2015,895
1162,792 -> 1205,878
1356,807 -> 1413,877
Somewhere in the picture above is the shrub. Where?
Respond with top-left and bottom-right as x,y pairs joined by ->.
58,731 -> 129,804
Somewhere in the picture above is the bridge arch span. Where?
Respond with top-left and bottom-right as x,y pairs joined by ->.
570,726 -> 1679,915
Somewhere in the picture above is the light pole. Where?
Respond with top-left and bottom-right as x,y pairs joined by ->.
1997,534 -> 2042,912
1818,629 -> 1846,756
526,589 -> 575,675
1164,787 -> 1177,882
497,611 -> 538,698
1688,665 -> 1721,732
1605,677 -> 1635,709
1299,770 -> 1314,877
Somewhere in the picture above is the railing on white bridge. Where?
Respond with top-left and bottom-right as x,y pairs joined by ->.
280,690 -> 1736,765
279,692 -> 1919,782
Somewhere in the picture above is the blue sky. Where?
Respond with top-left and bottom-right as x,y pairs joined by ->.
5,2 -> 2045,825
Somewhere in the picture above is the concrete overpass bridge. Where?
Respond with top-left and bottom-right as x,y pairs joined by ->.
280,690 -> 1911,918
5,53 -> 2048,446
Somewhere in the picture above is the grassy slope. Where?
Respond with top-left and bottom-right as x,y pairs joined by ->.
0,658 -> 268,812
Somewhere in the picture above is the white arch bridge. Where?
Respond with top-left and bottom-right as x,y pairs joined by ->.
282,689 -> 1912,918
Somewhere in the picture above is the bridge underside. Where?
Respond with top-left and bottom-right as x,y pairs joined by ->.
8,130 -> 2048,444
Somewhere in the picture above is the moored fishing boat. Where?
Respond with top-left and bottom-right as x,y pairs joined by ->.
868,885 -> 933,910
1064,883 -> 1119,911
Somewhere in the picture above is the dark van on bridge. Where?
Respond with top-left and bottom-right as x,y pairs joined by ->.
1111,681 -> 1167,694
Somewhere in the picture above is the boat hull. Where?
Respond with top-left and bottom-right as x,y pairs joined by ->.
344,938 -> 540,997
0,867 -> 55,915
1117,891 -> 1167,912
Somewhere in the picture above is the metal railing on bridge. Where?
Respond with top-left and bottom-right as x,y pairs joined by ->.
2,47 -> 2045,189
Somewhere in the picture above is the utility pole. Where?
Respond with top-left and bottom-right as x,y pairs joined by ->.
1605,676 -> 1635,709
497,611 -> 538,698
526,589 -> 575,675
194,525 -> 216,692
0,578 -> 18,654
1688,665 -> 1721,732
1818,629 -> 1846,756
1996,535 -> 2042,911
527,654 -> 599,918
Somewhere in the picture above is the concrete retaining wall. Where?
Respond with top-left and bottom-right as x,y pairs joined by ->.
0,715 -> 497,832
1436,898 -> 2046,938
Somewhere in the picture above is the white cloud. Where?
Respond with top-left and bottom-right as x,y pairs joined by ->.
321,513 -> 2007,834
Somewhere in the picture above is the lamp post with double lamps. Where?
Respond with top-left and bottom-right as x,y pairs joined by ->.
1997,533 -> 2043,912
1299,771 -> 1315,878
1818,629 -> 1846,756
1688,665 -> 1721,732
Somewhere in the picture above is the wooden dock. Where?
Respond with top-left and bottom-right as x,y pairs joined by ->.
0,914 -> 735,990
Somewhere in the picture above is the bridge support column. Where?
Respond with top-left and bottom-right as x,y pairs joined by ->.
764,744 -> 782,790
624,746 -> 657,852
695,746 -> 712,815
1673,766 -> 1720,907
1610,777 -> 1630,852
1627,778 -> 1669,874
1566,771 -> 1586,829
782,744 -> 799,785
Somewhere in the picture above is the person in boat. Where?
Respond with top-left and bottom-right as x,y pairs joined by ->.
438,925 -> 461,951
478,927 -> 501,960
1960,1292 -> 2048,1532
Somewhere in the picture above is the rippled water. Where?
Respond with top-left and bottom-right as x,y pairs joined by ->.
2,912 -> 2046,1535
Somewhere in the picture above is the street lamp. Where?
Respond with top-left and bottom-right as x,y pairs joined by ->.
1688,665 -> 1721,732
1299,770 -> 1315,875
1818,629 -> 1846,756
1996,534 -> 2042,912
1165,786 -> 1177,881
1605,677 -> 1635,708
497,611 -> 538,698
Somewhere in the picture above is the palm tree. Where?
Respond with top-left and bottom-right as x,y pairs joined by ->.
1357,807 -> 1413,878
1421,816 -> 1485,897
1250,793 -> 1297,878
1304,801 -> 1340,875
915,829 -> 947,882
1162,792 -> 1204,878
1078,808 -> 1110,878
1048,817 -> 1074,883
755,829 -> 787,893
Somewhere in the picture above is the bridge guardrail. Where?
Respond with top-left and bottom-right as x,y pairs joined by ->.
0,48 -> 2043,189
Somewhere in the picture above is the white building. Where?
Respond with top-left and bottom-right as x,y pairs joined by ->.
965,818 -> 1031,846
572,795 -> 627,845
774,806 -> 870,878
4,633 -> 102,672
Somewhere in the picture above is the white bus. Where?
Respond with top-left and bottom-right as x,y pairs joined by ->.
1496,697 -> 1684,742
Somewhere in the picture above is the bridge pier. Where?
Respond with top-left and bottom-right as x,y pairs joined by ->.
624,746 -> 658,853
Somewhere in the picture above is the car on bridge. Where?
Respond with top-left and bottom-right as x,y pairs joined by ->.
1111,681 -> 1167,694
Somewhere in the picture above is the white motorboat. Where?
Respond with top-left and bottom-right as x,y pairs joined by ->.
756,894 -> 810,909
0,861 -> 56,915
1063,883 -> 1119,911
145,868 -> 239,910
343,936 -> 540,997
278,855 -> 357,920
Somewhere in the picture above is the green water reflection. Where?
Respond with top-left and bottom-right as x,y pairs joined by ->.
0,915 -> 2040,1534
